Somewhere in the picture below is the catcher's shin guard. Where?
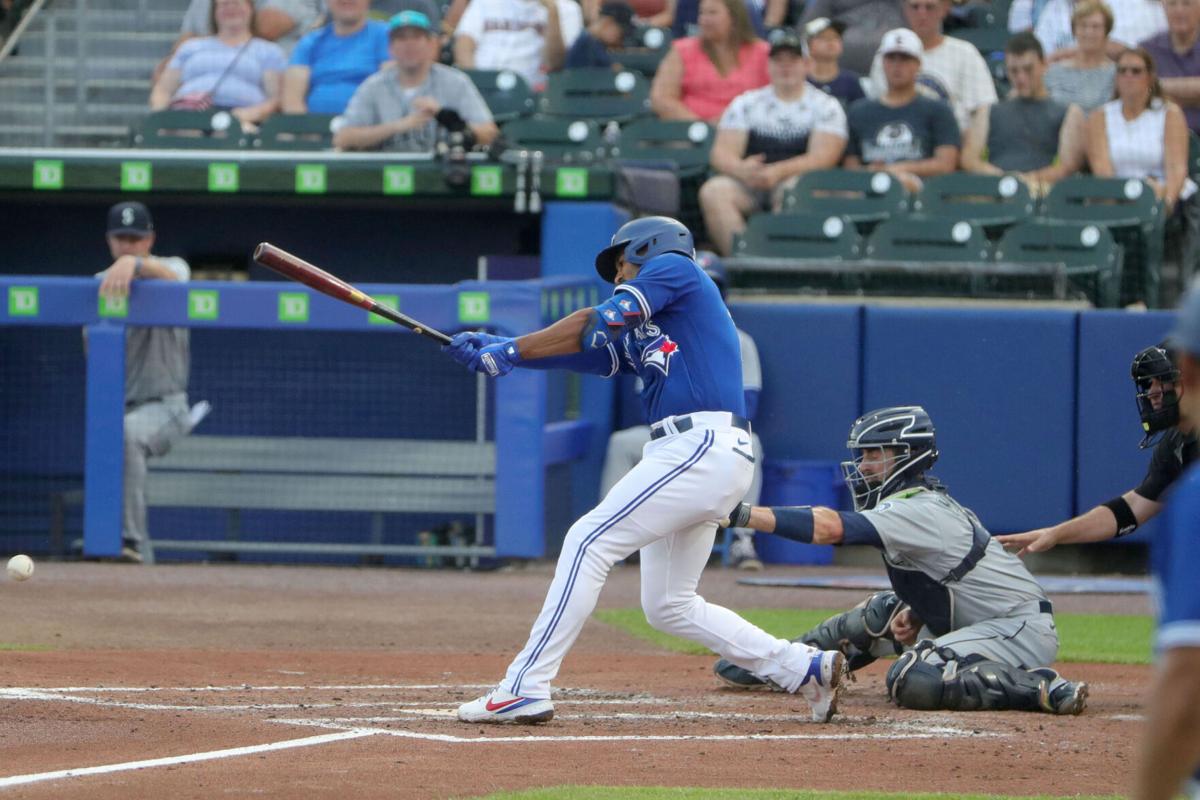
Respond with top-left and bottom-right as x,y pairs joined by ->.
886,642 -> 1056,712
797,591 -> 904,671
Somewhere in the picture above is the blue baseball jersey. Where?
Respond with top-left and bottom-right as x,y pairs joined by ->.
1153,463 -> 1200,653
612,253 -> 745,422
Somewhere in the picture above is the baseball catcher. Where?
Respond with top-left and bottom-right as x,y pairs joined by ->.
713,405 -> 1089,715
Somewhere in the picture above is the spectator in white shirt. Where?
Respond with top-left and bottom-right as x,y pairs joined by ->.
453,0 -> 584,88
867,0 -> 997,130
699,29 -> 848,254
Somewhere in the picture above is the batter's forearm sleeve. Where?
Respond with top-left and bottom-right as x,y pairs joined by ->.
580,295 -> 645,351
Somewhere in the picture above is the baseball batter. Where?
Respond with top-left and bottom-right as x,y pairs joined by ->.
713,406 -> 1089,715
444,216 -> 845,724
998,343 -> 1198,557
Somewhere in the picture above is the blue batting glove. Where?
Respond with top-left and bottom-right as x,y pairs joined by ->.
443,332 -> 479,366
468,339 -> 522,377
463,332 -> 509,348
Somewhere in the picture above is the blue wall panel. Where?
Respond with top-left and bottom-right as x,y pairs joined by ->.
861,307 -> 1077,533
730,304 -> 862,461
1076,310 -> 1175,544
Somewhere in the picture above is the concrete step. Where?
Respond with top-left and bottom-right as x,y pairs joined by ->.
72,0 -> 191,11
16,30 -> 175,59
0,124 -> 131,148
0,78 -> 148,106
0,102 -> 144,128
0,57 -> 154,82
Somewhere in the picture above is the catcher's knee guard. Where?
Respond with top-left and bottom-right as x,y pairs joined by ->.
797,591 -> 904,671
886,643 -> 1054,713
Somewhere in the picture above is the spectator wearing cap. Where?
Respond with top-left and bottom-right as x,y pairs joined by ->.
961,32 -> 1085,193
845,28 -> 960,193
1132,279 -> 1200,800
335,10 -> 497,150
149,0 -> 287,127
282,0 -> 391,115
798,0 -> 905,75
566,1 -> 635,69
700,29 -> 848,254
867,0 -> 996,131
1142,0 -> 1200,135
453,0 -> 584,89
650,0 -> 769,122
94,203 -> 194,565
804,16 -> 866,106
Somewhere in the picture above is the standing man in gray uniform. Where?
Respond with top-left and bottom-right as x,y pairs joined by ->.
712,405 -> 1090,715
96,202 -> 194,564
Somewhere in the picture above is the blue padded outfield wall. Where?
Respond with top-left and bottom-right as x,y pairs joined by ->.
0,271 -> 1175,560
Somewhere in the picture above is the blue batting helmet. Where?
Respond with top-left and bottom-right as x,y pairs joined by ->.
594,216 -> 695,283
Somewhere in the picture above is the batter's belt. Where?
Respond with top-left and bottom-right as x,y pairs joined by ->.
650,411 -> 751,440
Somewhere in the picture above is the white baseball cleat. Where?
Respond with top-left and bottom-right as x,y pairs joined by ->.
457,686 -> 555,724
797,650 -> 846,723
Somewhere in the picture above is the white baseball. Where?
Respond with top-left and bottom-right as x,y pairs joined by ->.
7,554 -> 34,581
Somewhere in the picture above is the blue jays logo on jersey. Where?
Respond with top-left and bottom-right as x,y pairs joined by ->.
639,333 -> 680,375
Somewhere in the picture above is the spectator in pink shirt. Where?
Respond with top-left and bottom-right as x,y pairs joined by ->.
649,0 -> 769,122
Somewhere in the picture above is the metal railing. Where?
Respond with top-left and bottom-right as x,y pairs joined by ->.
0,0 -> 48,62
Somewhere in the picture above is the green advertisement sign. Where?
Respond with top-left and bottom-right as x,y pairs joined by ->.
295,164 -> 327,194
32,160 -> 63,190
188,289 -> 219,320
556,168 -> 588,198
369,294 -> 399,325
470,166 -> 502,197
208,163 -> 239,193
278,292 -> 309,322
120,161 -> 152,191
458,291 -> 490,323
8,286 -> 39,317
383,166 -> 415,195
98,294 -> 129,318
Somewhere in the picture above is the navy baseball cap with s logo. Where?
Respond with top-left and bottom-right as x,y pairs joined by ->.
107,201 -> 154,237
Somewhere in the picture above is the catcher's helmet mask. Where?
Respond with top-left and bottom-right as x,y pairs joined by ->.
841,406 -> 939,511
595,216 -> 696,283
1132,344 -> 1181,449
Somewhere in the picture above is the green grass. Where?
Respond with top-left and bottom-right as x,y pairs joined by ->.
0,643 -> 52,651
474,787 -> 1124,800
594,608 -> 1152,664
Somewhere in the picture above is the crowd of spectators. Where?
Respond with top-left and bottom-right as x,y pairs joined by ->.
139,0 -> 1200,270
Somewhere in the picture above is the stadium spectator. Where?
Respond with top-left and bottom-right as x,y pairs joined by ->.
1141,0 -> 1200,135
597,258 -> 768,569
1087,48 -> 1195,214
149,0 -> 286,128
844,28 -> 960,193
565,1 -> 635,69
95,203 -> 195,565
649,0 -> 769,122
798,0 -> 906,75
699,29 -> 848,254
961,32 -> 1085,193
334,11 -> 497,151
1043,1 -> 1116,112
1032,0 -> 1165,57
452,0 -> 584,89
866,0 -> 997,131
154,0 -> 321,81
804,17 -> 867,106
281,0 -> 390,115
643,0 -> 785,40
1132,282 -> 1200,800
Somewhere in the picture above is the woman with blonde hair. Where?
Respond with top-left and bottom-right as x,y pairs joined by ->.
650,0 -> 769,122
1043,0 -> 1116,112
150,0 -> 286,128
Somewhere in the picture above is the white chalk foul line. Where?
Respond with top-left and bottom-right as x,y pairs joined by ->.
269,717 -> 996,743
0,729 -> 379,789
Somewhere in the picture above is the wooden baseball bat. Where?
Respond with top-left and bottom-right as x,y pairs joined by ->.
253,243 -> 452,345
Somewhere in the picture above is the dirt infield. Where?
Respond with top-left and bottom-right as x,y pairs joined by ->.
0,562 -> 1151,799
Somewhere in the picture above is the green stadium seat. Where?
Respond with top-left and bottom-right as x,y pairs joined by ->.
864,218 -> 992,295
781,169 -> 910,234
539,68 -> 651,122
132,110 -> 248,149
256,113 -> 338,150
617,26 -> 673,77
994,220 -> 1123,307
726,212 -> 862,292
1041,176 -> 1165,305
614,119 -> 713,177
500,117 -> 605,163
464,69 -> 537,123
909,173 -> 1035,236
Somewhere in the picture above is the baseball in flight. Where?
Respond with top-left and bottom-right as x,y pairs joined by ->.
7,554 -> 34,581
